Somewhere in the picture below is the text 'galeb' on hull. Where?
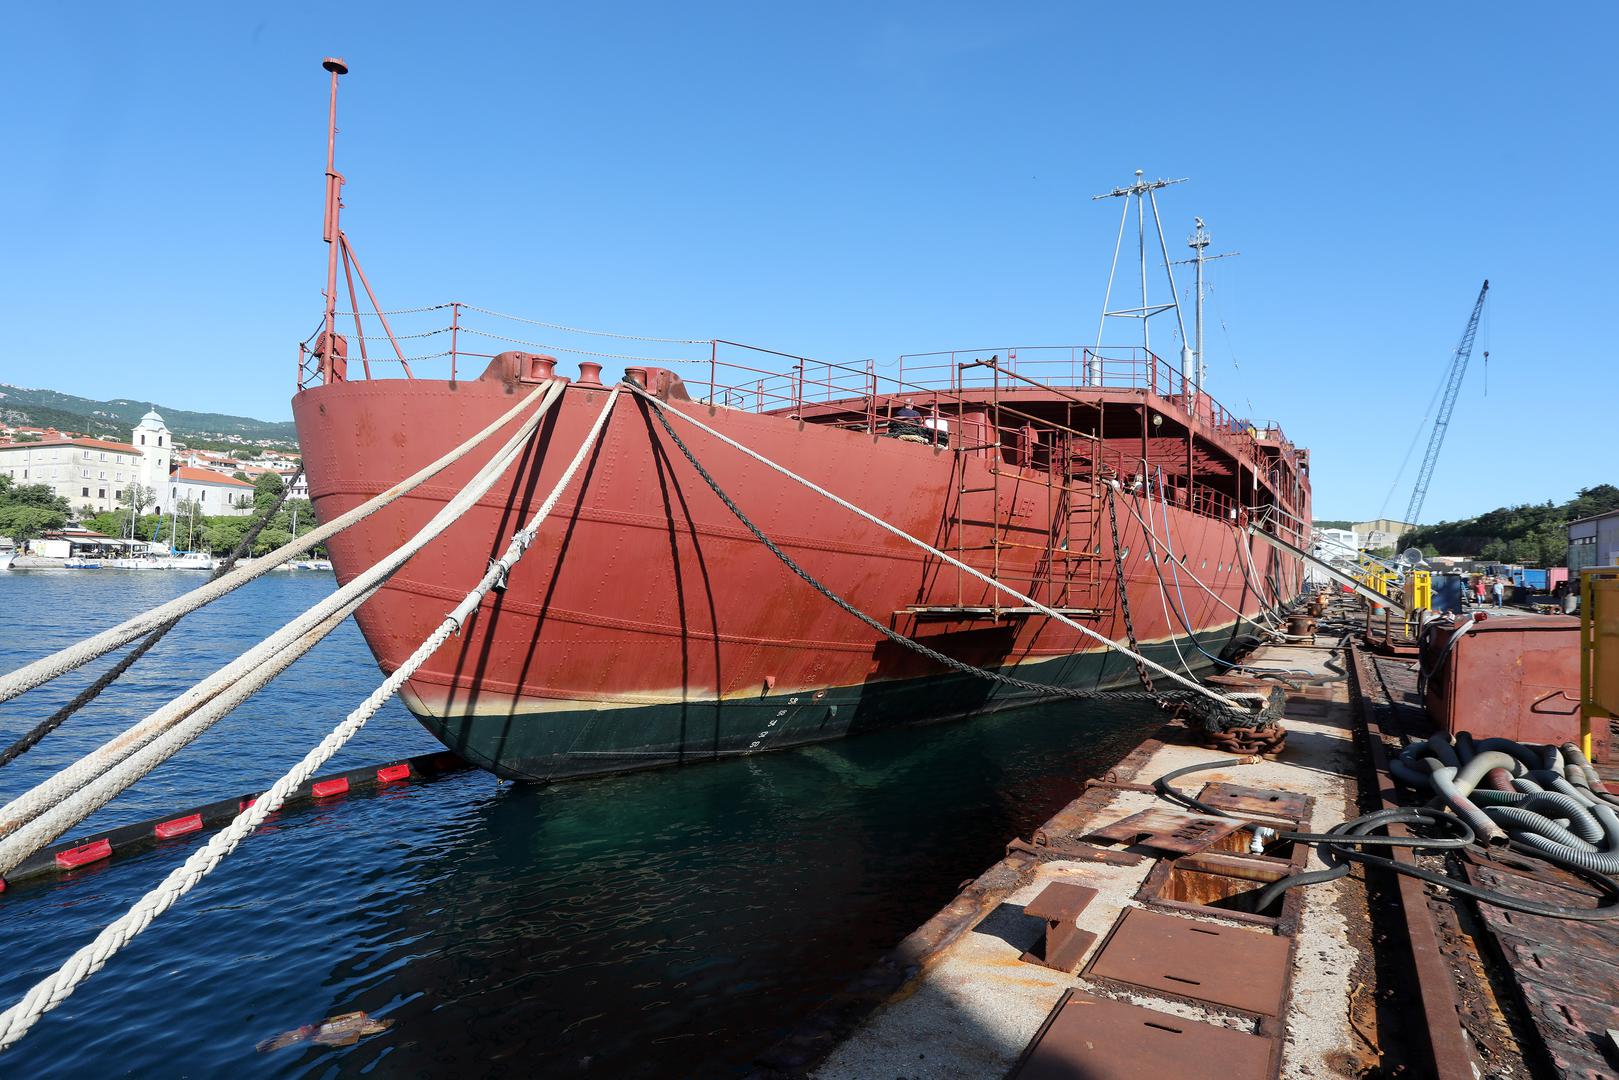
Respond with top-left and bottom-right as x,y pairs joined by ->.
291,60 -> 1311,781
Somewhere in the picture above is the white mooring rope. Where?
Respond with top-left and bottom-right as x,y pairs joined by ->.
1112,477 -> 1282,638
624,384 -> 1249,711
0,379 -> 563,707
0,384 -> 622,1052
0,380 -> 567,875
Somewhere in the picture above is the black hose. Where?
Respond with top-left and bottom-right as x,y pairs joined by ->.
1152,758 -> 1619,921
1153,758 -> 1247,818
1251,808 -> 1472,911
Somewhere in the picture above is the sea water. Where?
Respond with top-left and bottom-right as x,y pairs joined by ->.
0,570 -> 1158,1076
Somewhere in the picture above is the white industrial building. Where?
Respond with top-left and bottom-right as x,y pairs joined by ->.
1568,509 -> 1619,574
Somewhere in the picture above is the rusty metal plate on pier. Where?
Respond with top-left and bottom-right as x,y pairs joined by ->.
1086,907 -> 1290,1016
1515,978 -> 1619,1078
1283,696 -> 1331,717
1011,989 -> 1272,1080
1018,881 -> 1099,974
1087,808 -> 1244,855
1495,935 -> 1619,994
1196,782 -> 1308,828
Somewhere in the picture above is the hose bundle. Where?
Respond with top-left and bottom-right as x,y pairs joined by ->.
1391,732 -> 1619,875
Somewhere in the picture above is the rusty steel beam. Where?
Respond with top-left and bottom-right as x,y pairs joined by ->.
1350,641 -> 1479,1080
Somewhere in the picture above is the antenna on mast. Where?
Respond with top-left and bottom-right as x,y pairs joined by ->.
1090,170 -> 1190,387
1172,217 -> 1238,395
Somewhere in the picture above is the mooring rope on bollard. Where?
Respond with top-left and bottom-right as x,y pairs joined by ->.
625,383 -> 1256,715
0,385 -> 621,1052
0,380 -> 567,876
0,380 -> 562,707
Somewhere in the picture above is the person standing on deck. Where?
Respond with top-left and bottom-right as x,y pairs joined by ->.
1492,577 -> 1505,608
1473,576 -> 1487,606
888,400 -> 925,442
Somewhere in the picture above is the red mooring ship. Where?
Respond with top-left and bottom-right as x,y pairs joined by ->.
292,61 -> 1310,781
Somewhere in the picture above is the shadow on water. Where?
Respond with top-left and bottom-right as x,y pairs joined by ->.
0,572 -> 1160,1078
287,699 -> 1154,1078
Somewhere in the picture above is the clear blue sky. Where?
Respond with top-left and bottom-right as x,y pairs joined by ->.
2,3 -> 1613,524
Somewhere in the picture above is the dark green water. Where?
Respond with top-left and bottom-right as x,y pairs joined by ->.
0,571 -> 1158,1076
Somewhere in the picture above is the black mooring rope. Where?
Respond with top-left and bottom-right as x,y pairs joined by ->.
0,469 -> 306,768
1107,486 -> 1155,693
643,400 -> 1220,710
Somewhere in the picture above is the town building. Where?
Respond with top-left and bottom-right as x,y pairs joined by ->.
0,409 -> 259,517
133,409 -> 173,504
0,435 -> 147,513
169,466 -> 255,516
1568,509 -> 1619,575
29,529 -> 146,559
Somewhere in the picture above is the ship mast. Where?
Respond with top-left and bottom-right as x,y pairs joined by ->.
307,58 -> 411,385
1176,217 -> 1238,395
320,57 -> 348,362
1090,171 -> 1191,387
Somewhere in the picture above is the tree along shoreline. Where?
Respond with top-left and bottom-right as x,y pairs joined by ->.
0,471 -> 325,558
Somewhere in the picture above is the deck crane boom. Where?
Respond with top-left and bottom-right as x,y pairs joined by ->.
1403,279 -> 1490,526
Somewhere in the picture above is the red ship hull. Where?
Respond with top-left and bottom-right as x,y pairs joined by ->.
293,355 -> 1309,781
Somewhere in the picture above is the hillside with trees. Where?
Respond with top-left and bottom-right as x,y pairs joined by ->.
1399,485 -> 1619,567
0,383 -> 296,443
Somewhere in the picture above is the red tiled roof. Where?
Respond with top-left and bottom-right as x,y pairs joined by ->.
1,435 -> 141,454
171,465 -> 254,488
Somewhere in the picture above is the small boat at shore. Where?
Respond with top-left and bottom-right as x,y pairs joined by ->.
163,552 -> 218,571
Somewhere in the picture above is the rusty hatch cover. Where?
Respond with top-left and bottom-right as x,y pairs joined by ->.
1196,782 -> 1309,828
1086,808 -> 1245,855
1010,988 -> 1273,1080
1085,907 -> 1291,1016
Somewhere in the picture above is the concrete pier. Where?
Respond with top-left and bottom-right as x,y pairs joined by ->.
762,610 -> 1619,1079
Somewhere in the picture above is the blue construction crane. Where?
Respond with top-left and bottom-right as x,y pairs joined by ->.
1404,280 -> 1490,526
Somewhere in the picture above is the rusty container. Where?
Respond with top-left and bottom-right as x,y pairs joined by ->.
1421,614 -> 1608,762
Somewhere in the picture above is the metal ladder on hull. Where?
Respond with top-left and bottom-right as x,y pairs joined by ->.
914,428 -> 1109,620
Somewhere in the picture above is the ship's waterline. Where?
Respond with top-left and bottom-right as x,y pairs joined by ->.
400,620 -> 1254,779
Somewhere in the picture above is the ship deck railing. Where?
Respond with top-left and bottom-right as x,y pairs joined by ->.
295,305 -> 1305,537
